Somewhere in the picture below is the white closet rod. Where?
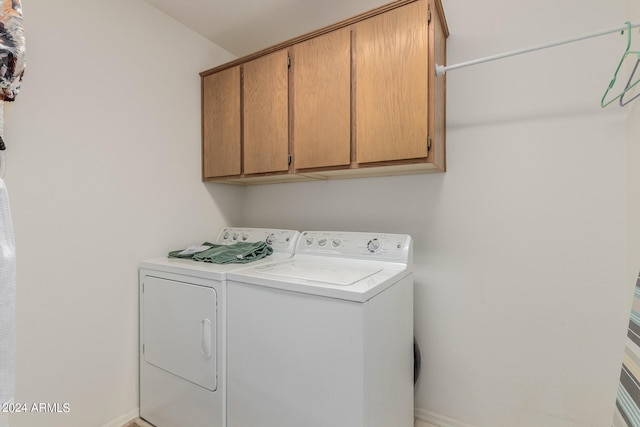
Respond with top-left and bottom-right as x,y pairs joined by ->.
435,22 -> 640,76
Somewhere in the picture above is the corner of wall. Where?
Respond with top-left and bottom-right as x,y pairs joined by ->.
627,0 -> 640,291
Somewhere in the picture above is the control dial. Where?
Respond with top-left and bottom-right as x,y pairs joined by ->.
265,233 -> 277,245
367,238 -> 381,253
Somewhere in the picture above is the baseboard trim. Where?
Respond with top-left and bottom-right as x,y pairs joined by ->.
415,408 -> 477,427
105,406 -> 471,427
100,408 -> 139,427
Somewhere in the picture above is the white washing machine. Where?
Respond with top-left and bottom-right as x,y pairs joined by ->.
139,227 -> 300,427
225,231 -> 414,427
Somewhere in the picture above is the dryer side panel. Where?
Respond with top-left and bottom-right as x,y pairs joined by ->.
142,276 -> 217,391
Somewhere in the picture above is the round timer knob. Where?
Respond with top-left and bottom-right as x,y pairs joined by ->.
367,238 -> 381,253
265,233 -> 277,245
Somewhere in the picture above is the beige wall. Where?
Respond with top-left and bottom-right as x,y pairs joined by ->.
4,0 -> 636,426
239,0 -> 630,425
627,0 -> 640,293
5,1 -> 239,426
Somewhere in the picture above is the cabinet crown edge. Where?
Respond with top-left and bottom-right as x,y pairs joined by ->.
200,0 -> 448,78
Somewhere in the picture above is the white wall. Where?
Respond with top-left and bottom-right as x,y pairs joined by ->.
627,0 -> 640,294
239,0 -> 632,426
4,1 -> 239,426
4,0 -> 635,426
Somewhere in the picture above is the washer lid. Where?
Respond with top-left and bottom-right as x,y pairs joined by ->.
256,260 -> 381,286
228,257 -> 409,302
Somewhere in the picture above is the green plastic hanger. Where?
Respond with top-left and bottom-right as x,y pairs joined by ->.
601,22 -> 634,106
619,57 -> 640,106
601,22 -> 640,107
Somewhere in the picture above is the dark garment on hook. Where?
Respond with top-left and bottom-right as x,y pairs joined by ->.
0,0 -> 25,102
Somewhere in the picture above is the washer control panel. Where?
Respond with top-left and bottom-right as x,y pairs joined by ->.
217,228 -> 300,252
297,231 -> 412,262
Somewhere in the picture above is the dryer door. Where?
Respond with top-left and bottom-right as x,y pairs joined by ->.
142,276 -> 217,391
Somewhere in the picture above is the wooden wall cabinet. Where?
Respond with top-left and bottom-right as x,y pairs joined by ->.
200,0 -> 448,184
292,28 -> 352,170
243,50 -> 290,175
354,0 -> 429,164
202,66 -> 241,179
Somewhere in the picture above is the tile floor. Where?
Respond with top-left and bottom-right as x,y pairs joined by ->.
124,417 -> 439,427
122,419 -> 154,427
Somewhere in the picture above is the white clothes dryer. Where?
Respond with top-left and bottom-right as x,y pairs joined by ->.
225,231 -> 414,427
139,228 -> 300,427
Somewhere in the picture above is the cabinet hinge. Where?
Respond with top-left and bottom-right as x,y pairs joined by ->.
287,56 -> 291,68
427,135 -> 432,151
288,153 -> 292,165
428,9 -> 432,24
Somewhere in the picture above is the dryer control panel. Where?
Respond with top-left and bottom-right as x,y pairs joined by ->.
297,231 -> 412,263
217,228 -> 300,253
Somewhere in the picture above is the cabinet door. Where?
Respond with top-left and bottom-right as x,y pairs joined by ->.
243,50 -> 289,175
202,66 -> 241,178
292,28 -> 351,170
354,1 -> 429,164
